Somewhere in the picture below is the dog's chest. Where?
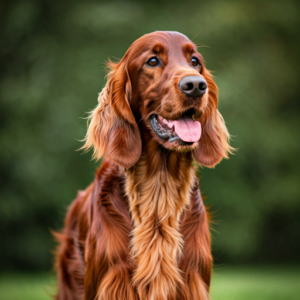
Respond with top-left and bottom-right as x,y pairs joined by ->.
125,162 -> 195,299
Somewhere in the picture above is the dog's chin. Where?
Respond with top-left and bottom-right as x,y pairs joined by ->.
149,111 -> 200,152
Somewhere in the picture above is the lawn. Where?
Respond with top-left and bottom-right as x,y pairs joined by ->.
211,265 -> 300,300
0,265 -> 299,300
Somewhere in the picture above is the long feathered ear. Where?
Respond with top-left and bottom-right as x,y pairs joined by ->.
82,60 -> 142,168
193,69 -> 233,168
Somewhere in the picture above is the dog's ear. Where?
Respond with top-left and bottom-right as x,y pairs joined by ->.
193,69 -> 232,168
82,60 -> 142,168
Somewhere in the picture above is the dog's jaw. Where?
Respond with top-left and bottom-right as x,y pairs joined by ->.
147,107 -> 204,151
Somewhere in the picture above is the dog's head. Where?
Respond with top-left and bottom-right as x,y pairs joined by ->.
83,31 -> 232,168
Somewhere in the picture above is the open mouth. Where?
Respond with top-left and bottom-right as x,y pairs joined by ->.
149,108 -> 202,146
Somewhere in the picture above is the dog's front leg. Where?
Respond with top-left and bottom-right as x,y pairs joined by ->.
180,186 -> 212,300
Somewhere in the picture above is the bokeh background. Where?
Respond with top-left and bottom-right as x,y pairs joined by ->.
0,0 -> 299,299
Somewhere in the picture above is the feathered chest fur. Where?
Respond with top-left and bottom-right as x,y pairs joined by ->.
125,153 -> 196,300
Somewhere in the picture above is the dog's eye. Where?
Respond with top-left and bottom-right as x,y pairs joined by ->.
146,57 -> 160,67
191,57 -> 200,67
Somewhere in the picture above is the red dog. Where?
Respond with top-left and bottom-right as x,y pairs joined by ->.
54,31 -> 232,300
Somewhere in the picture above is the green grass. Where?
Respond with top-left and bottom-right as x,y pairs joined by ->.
210,265 -> 300,300
0,272 -> 56,300
0,266 -> 299,300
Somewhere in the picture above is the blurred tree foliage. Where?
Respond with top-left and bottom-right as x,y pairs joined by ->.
0,0 -> 299,271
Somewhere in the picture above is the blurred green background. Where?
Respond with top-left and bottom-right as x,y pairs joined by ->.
0,0 -> 299,298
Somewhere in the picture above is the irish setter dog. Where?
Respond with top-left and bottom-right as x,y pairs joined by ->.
54,31 -> 232,300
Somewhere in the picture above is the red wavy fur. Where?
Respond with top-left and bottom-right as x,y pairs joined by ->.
54,31 -> 232,300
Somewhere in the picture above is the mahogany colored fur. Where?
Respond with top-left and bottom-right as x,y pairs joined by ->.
54,31 -> 232,300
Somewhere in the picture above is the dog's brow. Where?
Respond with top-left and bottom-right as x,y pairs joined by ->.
182,43 -> 196,54
152,43 -> 165,54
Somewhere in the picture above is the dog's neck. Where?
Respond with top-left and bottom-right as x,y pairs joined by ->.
125,141 -> 196,299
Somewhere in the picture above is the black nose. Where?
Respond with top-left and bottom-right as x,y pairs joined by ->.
179,76 -> 207,98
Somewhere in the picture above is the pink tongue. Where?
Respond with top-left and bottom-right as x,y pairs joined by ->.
163,117 -> 201,142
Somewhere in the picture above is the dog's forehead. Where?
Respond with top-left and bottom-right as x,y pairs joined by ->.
158,32 -> 193,50
167,33 -> 197,59
133,31 -> 197,56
